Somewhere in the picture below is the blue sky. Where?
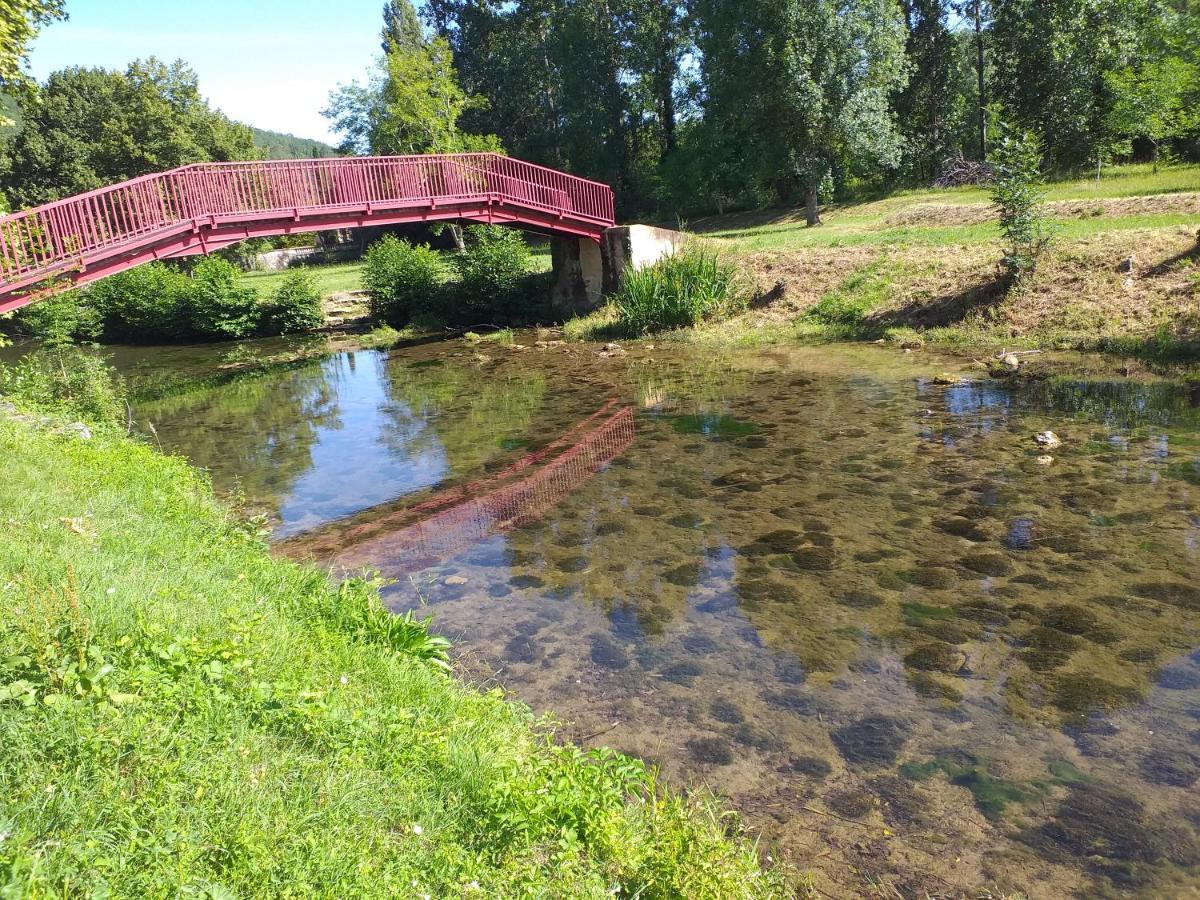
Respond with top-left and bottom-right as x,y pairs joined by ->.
29,1 -> 396,143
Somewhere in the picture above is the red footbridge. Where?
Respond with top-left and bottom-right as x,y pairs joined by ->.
0,153 -> 616,314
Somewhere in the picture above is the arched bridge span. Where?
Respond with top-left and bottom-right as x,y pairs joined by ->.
0,153 -> 615,314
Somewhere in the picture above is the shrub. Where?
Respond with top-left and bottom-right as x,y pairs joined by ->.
264,270 -> 324,334
612,247 -> 743,335
362,235 -> 448,326
0,347 -> 127,425
14,291 -> 103,346
990,127 -> 1056,287
451,226 -> 534,323
84,263 -> 194,343
186,257 -> 263,340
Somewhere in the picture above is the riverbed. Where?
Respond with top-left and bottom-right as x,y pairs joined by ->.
122,335 -> 1199,898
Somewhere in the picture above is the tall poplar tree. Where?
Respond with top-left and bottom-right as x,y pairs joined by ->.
381,0 -> 424,53
695,0 -> 909,224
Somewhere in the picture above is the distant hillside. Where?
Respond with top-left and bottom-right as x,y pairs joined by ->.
250,127 -> 338,160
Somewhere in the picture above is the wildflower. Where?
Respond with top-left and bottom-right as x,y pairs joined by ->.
0,830 -> 10,844
411,824 -> 423,835
106,587 -> 115,595
340,675 -> 349,686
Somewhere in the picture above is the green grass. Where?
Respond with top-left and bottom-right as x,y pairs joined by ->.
0,416 -> 790,898
702,162 -> 1200,253
710,212 -> 1199,253
239,261 -> 366,299
883,162 -> 1200,205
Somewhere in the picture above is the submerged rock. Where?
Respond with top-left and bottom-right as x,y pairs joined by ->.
838,590 -> 885,609
935,517 -> 990,542
1132,581 -> 1200,610
902,566 -> 958,589
1052,673 -> 1140,719
1158,666 -> 1200,691
686,735 -> 734,766
831,715 -> 909,769
1039,604 -> 1099,636
589,634 -> 629,670
784,756 -> 832,779
904,642 -> 968,675
741,529 -> 805,555
790,547 -> 837,571
1022,782 -> 1199,871
509,574 -> 546,590
826,788 -> 873,819
504,634 -> 542,664
1140,747 -> 1200,787
959,553 -> 1014,577
710,696 -> 745,724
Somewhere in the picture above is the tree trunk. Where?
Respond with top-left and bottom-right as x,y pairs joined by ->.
806,187 -> 822,227
449,223 -> 466,253
974,0 -> 987,160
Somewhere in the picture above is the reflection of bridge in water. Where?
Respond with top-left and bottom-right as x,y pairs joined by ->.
279,401 -> 636,575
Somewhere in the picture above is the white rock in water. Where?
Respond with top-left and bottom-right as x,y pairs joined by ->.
1036,455 -> 1055,466
444,575 -> 469,586
1035,431 -> 1062,449
1002,353 -> 1021,369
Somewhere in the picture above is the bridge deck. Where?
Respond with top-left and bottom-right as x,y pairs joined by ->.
0,153 -> 615,313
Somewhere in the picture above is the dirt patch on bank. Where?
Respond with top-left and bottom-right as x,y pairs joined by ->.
737,226 -> 1200,339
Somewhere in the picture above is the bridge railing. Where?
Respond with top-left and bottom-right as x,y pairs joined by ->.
0,153 -> 615,293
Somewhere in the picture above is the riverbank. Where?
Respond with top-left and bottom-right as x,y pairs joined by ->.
0,408 -> 792,897
567,164 -> 1200,370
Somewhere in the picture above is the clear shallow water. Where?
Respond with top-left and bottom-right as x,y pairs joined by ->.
131,338 -> 1200,898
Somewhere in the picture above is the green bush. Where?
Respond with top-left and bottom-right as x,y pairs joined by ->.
14,291 -> 103,346
186,257 -> 263,340
83,263 -> 194,343
990,127 -> 1056,287
264,270 -> 324,334
613,248 -> 743,335
362,235 -> 448,326
451,226 -> 534,323
0,348 -> 127,425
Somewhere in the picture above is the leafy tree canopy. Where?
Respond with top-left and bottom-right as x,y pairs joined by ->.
0,58 -> 259,208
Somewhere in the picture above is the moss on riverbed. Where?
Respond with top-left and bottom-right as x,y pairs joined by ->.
0,412 -> 792,898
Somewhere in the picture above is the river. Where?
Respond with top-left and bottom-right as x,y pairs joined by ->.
117,334 -> 1200,898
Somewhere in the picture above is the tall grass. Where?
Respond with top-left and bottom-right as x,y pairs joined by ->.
613,248 -> 744,335
0,412 -> 791,898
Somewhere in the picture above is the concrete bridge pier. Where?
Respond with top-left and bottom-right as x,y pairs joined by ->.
550,225 -> 689,316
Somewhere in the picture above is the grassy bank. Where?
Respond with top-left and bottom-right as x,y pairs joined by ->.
239,261 -> 368,300
568,164 -> 1200,366
0,414 -> 789,897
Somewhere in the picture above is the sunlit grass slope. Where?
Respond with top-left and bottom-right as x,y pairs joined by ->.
0,417 -> 790,898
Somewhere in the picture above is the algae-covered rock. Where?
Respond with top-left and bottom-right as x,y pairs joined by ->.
831,715 -> 909,769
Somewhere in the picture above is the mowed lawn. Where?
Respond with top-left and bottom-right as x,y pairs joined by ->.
696,163 -> 1200,254
239,261 -> 366,299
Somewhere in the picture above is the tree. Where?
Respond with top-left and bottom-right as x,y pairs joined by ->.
694,0 -> 909,224
0,0 -> 66,95
376,37 -> 499,155
990,126 -> 1054,286
381,0 -> 423,53
954,0 -> 992,159
896,0 -> 973,179
990,0 -> 1153,170
0,59 -> 258,208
